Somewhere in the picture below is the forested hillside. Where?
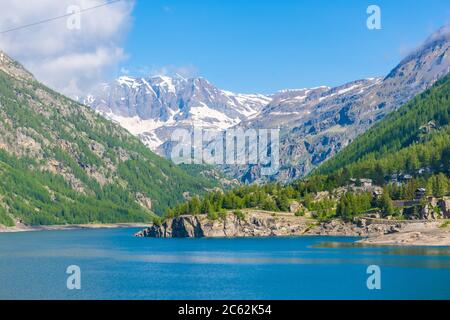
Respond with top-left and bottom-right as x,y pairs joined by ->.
161,74 -> 450,223
316,74 -> 450,181
0,52 -> 216,226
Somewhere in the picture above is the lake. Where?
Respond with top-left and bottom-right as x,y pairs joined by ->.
0,228 -> 449,300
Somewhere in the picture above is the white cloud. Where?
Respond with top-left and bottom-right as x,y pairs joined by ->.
119,63 -> 199,79
149,64 -> 199,78
0,0 -> 134,97
398,23 -> 450,60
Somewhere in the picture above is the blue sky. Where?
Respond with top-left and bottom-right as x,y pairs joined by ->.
119,0 -> 450,93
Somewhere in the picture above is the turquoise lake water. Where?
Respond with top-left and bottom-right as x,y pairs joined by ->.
0,228 -> 449,300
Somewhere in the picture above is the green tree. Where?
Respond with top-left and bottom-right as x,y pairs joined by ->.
432,173 -> 448,197
189,196 -> 201,215
201,199 -> 215,215
380,190 -> 394,216
262,197 -> 278,211
373,164 -> 385,186
276,194 -> 290,212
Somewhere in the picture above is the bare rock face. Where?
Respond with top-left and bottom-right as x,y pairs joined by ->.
82,26 -> 449,184
420,203 -> 441,220
358,221 -> 449,246
438,199 -> 450,218
416,197 -> 449,220
135,211 -> 315,238
135,212 -> 449,240
135,193 -> 152,211
230,26 -> 450,182
82,75 -> 270,152
289,201 -> 302,213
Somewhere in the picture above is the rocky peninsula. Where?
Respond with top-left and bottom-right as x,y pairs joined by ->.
135,210 -> 450,246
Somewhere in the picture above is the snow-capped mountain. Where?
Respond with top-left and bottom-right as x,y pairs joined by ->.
82,25 -> 450,183
82,75 -> 270,150
229,24 -> 450,182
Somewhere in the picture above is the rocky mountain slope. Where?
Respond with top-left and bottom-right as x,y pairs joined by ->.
0,52 -> 217,226
82,75 -> 270,153
83,25 -> 450,183
232,25 -> 450,182
134,71 -> 450,242
315,73 -> 450,180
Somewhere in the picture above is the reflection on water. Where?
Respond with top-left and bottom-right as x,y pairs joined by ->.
314,241 -> 450,256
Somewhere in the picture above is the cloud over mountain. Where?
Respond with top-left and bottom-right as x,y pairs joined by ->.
0,0 -> 134,97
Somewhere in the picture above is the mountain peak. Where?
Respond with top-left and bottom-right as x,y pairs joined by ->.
83,73 -> 271,152
424,24 -> 450,46
384,24 -> 450,84
398,24 -> 450,66
81,25 -> 449,183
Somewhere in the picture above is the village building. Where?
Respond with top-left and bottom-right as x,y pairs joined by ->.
415,188 -> 426,200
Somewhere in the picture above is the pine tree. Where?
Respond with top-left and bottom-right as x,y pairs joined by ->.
201,199 -> 215,215
380,190 -> 394,216
276,194 -> 290,211
432,173 -> 448,197
373,164 -> 385,186
189,196 -> 201,215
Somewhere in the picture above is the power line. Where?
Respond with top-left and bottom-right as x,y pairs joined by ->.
0,0 -> 124,35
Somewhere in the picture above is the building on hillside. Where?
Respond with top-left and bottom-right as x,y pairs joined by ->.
418,167 -> 432,175
359,179 -> 373,189
388,173 -> 414,186
415,188 -> 426,200
372,189 -> 383,198
403,174 -> 413,181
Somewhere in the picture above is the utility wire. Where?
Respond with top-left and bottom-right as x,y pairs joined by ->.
0,0 -> 124,34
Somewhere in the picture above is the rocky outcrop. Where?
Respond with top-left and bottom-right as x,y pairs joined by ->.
414,196 -> 450,220
139,215 -> 205,238
135,193 -> 152,211
135,211 -> 315,238
135,211 -> 449,242
306,219 -> 391,237
439,198 -> 450,218
289,201 -> 302,213
308,218 -> 442,237
358,221 -> 449,246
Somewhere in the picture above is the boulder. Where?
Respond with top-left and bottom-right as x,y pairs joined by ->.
438,199 -> 450,218
135,211 -> 313,238
289,201 -> 301,213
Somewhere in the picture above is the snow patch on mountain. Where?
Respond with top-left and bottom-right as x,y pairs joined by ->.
188,103 -> 240,129
82,75 -> 272,152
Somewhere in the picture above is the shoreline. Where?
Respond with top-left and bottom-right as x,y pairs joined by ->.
0,222 -> 150,233
2,215 -> 449,248
357,225 -> 450,247
135,211 -> 450,247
